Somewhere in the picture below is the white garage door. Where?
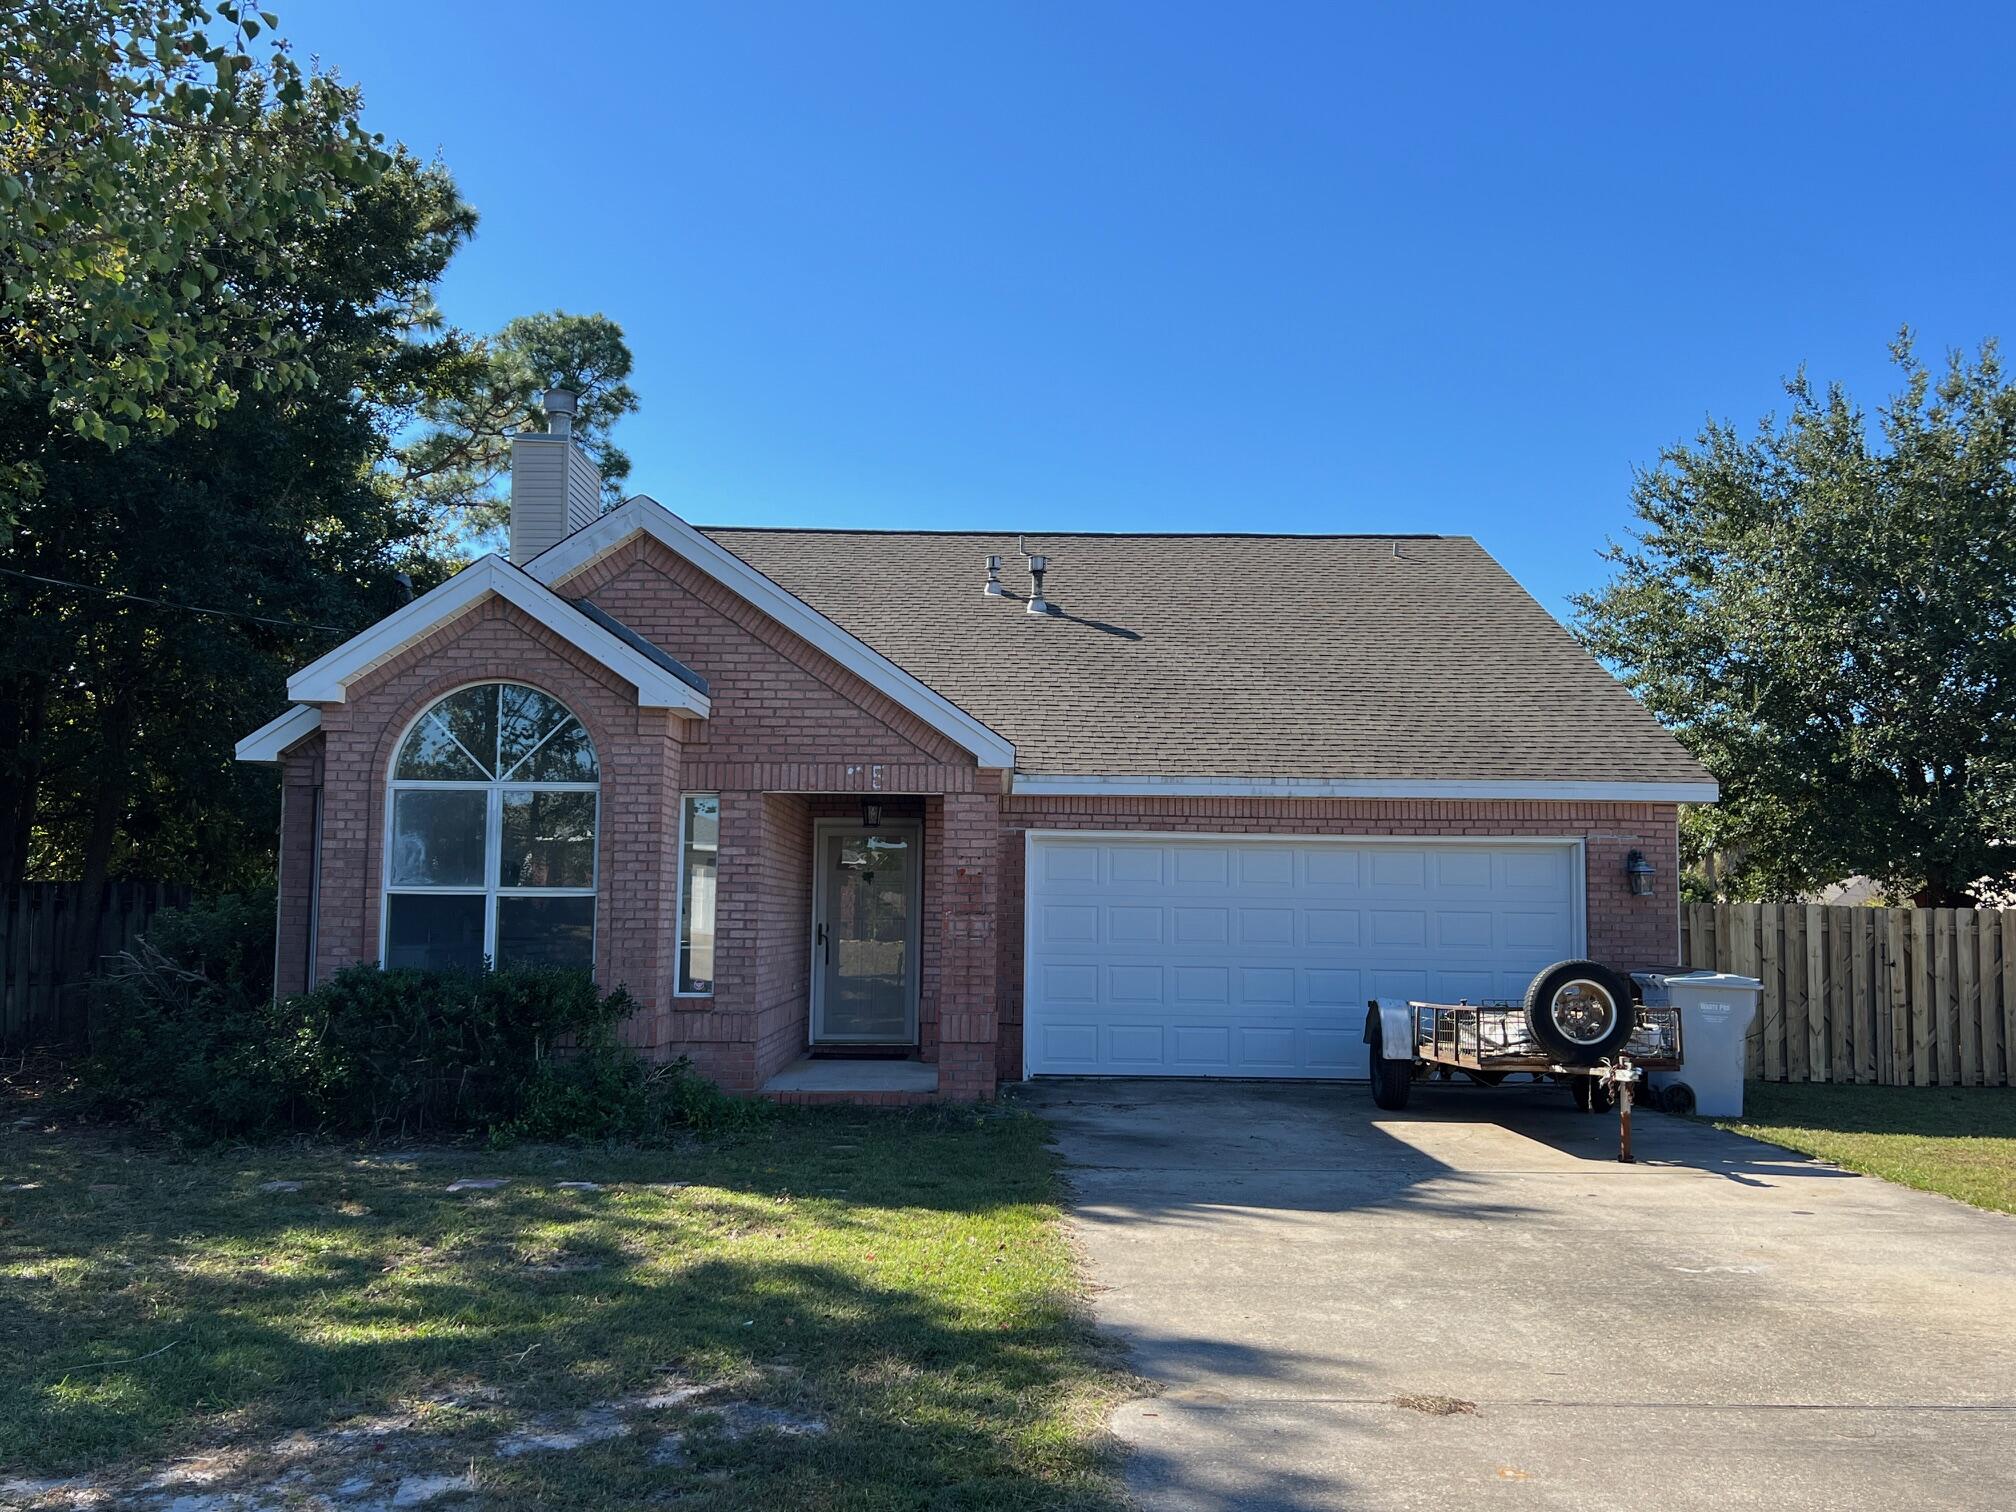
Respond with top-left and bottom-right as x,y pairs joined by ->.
1023,834 -> 1583,1079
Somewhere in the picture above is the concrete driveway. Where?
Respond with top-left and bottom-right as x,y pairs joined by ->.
1027,1079 -> 2016,1511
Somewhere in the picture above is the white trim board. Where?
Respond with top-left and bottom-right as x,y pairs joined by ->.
525,495 -> 1016,769
1009,773 -> 1718,803
284,554 -> 711,716
236,703 -> 323,763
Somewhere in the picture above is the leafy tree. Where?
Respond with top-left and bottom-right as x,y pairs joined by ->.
0,151 -> 475,894
388,310 -> 639,548
0,0 -> 391,539
1575,335 -> 2016,906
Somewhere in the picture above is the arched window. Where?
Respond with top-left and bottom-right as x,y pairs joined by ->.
383,683 -> 599,972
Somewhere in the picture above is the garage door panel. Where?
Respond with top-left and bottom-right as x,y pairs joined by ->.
1025,836 -> 1581,1080
1172,907 -> 1229,944
1238,848 -> 1295,886
1042,845 -> 1102,884
1040,903 -> 1100,944
1108,963 -> 1164,1002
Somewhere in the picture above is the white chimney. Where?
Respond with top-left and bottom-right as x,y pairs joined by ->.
507,387 -> 603,562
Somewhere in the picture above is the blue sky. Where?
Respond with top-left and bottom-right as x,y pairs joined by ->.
287,1 -> 2015,620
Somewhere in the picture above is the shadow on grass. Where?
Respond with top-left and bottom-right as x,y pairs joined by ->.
1735,1081 -> 2016,1139
0,1107 -> 1134,1509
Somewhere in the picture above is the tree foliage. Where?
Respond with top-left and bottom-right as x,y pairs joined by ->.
1574,335 -> 2016,905
388,309 -> 639,548
0,150 -> 475,893
0,0 -> 392,536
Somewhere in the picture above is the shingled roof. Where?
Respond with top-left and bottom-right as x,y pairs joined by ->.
693,527 -> 1711,790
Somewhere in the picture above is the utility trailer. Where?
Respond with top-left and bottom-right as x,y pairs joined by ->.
1362,959 -> 1684,1162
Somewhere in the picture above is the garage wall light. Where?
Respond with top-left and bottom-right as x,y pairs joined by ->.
1625,849 -> 1656,897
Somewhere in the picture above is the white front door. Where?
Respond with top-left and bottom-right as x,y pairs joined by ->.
811,823 -> 922,1044
1023,833 -> 1583,1078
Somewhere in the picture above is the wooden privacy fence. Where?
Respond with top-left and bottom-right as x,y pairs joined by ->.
1,882 -> 193,1049
1681,902 -> 2016,1087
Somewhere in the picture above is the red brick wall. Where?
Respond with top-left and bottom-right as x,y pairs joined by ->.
559,538 -> 972,785
992,795 -> 1680,1080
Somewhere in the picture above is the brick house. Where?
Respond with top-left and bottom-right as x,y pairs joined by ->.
238,392 -> 1714,1104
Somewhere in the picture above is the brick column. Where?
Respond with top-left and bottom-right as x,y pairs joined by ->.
604,709 -> 684,1049
935,790 -> 1001,1100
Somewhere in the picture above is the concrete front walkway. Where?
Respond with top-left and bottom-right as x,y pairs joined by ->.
1027,1078 -> 2016,1512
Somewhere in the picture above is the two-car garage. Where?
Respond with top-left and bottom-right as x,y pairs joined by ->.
1021,833 -> 1585,1079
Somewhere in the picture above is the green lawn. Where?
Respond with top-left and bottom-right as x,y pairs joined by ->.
0,1102 -> 1132,1510
1719,1082 -> 2016,1216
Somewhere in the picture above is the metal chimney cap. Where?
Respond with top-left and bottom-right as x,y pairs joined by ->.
984,554 -> 1006,596
543,387 -> 579,439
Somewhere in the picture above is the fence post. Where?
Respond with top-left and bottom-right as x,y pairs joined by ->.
1761,904 -> 1783,1081
1884,911 -> 1907,1086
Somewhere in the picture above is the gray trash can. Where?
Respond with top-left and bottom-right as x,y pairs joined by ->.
1632,970 -> 1762,1118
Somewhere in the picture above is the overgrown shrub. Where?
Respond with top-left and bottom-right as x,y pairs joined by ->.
83,885 -> 284,1135
85,895 -> 758,1141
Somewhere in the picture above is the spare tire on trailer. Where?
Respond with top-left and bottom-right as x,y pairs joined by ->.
1522,960 -> 1637,1066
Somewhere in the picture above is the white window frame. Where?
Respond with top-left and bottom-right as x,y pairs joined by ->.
379,683 -> 600,971
674,792 -> 720,998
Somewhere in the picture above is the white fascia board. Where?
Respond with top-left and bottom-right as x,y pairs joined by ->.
235,703 -> 322,763
284,553 -> 710,716
526,496 -> 1017,769
1009,773 -> 1721,802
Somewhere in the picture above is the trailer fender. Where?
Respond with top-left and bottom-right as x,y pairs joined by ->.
1363,1000 -> 1414,1061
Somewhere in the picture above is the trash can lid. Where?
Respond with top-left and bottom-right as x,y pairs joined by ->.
1663,969 -> 1763,990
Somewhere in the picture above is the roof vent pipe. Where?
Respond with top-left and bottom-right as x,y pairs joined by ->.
1026,554 -> 1060,617
984,554 -> 1005,596
543,386 -> 578,440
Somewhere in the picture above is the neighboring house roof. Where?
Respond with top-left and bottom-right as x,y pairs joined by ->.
284,553 -> 711,715
691,524 -> 1715,799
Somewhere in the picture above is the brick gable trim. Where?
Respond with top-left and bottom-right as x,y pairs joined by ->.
526,496 -> 1016,767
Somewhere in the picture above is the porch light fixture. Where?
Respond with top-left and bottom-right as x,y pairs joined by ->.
1625,849 -> 1656,897
862,799 -> 883,828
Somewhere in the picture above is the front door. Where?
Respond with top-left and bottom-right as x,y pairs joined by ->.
812,823 -> 921,1044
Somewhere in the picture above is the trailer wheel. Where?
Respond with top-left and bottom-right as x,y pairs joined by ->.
1571,1076 -> 1615,1113
1368,1020 -> 1412,1111
1523,960 -> 1637,1066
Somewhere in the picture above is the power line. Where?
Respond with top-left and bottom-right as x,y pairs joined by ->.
0,565 -> 350,635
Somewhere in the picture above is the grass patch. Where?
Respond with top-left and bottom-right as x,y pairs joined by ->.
0,1100 -> 1133,1509
1719,1082 -> 2016,1215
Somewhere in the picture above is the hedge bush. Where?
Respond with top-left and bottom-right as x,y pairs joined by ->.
85,891 -> 754,1141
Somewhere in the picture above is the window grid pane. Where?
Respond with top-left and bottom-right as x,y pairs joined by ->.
390,789 -> 487,887
678,794 -> 719,995
500,790 -> 596,889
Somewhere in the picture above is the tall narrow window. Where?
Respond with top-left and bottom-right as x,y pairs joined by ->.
677,794 -> 719,995
384,683 -> 599,972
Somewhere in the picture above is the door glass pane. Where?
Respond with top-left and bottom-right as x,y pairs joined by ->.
430,685 -> 499,776
500,790 -> 595,888
497,895 -> 594,970
821,833 -> 912,1040
395,713 -> 486,781
385,893 -> 485,971
678,795 -> 718,994
390,789 -> 487,886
